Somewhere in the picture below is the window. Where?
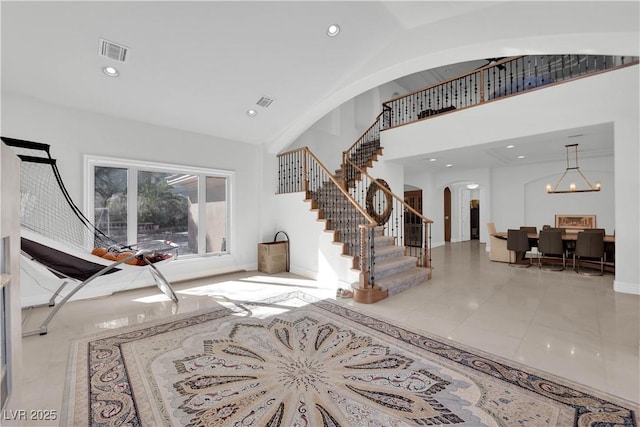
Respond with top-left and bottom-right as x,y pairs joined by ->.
86,156 -> 232,257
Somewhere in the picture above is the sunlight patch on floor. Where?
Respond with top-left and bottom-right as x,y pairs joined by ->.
239,275 -> 319,288
132,294 -> 174,303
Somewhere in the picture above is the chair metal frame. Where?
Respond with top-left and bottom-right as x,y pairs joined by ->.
537,229 -> 565,271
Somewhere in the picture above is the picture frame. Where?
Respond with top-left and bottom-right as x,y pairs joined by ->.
555,214 -> 596,232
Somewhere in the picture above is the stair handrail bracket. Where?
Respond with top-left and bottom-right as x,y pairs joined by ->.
345,157 -> 433,272
277,147 -> 380,293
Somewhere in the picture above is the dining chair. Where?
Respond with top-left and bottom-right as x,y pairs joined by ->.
574,231 -> 605,275
519,226 -> 538,258
584,228 -> 606,234
537,229 -> 565,270
507,229 -> 531,268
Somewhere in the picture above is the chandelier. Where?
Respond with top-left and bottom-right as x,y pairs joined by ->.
546,143 -> 601,194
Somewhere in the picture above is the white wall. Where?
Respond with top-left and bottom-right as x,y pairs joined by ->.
383,66 -> 639,294
405,167 -> 492,247
1,144 -> 23,415
285,87 -> 384,171
268,193 -> 359,289
489,157 -> 615,231
2,93 -> 263,305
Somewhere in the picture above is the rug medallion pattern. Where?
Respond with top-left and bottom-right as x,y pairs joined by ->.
64,291 -> 638,426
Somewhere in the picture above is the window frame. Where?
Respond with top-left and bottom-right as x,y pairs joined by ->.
84,155 -> 235,258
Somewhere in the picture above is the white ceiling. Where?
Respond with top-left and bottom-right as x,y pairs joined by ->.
1,1 -> 637,168
398,122 -> 614,175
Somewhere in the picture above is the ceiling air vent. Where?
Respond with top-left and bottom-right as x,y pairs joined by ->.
99,38 -> 128,62
256,96 -> 274,108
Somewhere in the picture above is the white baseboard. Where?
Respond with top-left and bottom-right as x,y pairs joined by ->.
289,265 -> 318,280
289,265 -> 355,290
613,280 -> 640,295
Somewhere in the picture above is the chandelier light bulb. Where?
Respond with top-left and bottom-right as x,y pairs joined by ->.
547,144 -> 601,194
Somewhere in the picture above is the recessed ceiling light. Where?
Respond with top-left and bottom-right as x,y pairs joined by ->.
445,164 -> 453,168
246,109 -> 257,117
429,158 -> 437,162
327,24 -> 340,37
517,155 -> 525,159
506,145 -> 515,149
102,66 -> 119,77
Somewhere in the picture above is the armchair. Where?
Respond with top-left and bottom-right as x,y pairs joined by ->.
487,222 -> 510,262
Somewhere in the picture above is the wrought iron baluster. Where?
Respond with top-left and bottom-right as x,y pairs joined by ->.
369,226 -> 375,287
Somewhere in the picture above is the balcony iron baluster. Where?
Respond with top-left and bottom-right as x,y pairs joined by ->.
295,152 -> 302,191
381,54 -> 637,130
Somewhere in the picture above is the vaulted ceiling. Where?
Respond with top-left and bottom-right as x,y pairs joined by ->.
2,1 -> 638,162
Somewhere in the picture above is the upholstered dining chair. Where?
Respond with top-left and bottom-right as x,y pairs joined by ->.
507,229 -> 531,267
537,229 -> 565,270
584,228 -> 606,234
574,231 -> 605,275
519,226 -> 538,258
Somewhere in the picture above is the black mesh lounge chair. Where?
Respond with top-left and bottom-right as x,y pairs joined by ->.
2,137 -> 179,336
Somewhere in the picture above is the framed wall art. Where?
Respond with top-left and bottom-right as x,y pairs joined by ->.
555,214 -> 596,232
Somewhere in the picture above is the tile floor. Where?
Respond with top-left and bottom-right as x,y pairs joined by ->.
11,241 -> 640,425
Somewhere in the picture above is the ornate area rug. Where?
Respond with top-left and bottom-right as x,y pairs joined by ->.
63,291 -> 638,426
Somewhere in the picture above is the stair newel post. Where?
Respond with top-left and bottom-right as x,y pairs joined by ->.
425,221 -> 432,276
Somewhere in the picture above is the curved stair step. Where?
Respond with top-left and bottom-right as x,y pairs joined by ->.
376,267 -> 430,296
374,256 -> 418,279
374,244 -> 405,261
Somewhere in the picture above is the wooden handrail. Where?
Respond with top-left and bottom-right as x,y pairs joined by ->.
345,157 -> 433,224
277,146 -> 307,157
383,57 -> 520,105
381,55 -> 639,130
278,146 -> 378,226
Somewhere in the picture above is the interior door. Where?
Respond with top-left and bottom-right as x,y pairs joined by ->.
404,190 -> 422,247
471,200 -> 480,240
444,187 -> 451,242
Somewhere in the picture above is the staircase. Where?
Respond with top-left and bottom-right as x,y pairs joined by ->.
370,228 -> 430,296
276,54 -> 639,303
310,179 -> 430,300
277,114 -> 433,303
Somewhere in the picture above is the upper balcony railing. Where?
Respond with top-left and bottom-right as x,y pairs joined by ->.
382,55 -> 639,129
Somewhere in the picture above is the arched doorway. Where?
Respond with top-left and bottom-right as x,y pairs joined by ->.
444,187 -> 451,242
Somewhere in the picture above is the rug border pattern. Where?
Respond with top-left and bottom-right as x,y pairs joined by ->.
65,291 -> 638,427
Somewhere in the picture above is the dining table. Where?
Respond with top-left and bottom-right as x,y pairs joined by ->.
491,231 -> 615,270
